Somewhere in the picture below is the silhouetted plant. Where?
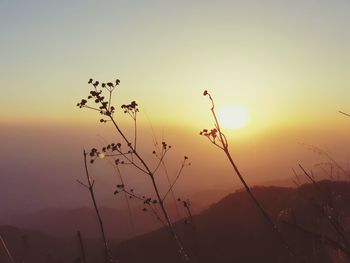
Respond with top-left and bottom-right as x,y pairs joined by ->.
114,184 -> 166,226
76,230 -> 87,263
300,143 -> 349,179
77,78 -> 192,262
77,150 -> 117,263
200,90 -> 305,262
152,139 -> 183,220
112,155 -> 191,227
177,198 -> 194,226
111,163 -> 136,235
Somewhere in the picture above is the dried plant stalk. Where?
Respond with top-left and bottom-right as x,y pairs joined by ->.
77,150 -> 116,263
0,235 -> 15,263
201,90 -> 304,262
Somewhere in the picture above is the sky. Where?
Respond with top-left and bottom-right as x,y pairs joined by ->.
1,0 -> 350,212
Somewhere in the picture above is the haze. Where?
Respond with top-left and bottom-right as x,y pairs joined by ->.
1,0 -> 350,214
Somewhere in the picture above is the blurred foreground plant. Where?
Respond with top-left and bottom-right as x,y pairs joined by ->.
0,235 -> 15,263
283,164 -> 350,260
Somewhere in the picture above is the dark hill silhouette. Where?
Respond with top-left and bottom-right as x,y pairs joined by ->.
1,181 -> 349,263
0,225 -> 117,263
114,180 -> 350,263
1,206 -> 161,240
0,189 -> 231,241
0,225 -> 79,263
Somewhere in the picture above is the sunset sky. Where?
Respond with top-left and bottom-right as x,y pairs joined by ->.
1,1 -> 350,212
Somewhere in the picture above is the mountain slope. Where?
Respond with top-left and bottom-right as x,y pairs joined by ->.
1,181 -> 349,263
114,181 -> 350,263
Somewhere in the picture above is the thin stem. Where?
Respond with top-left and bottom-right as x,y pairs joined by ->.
163,160 -> 186,202
203,91 -> 305,263
225,147 -> 304,261
77,231 -> 87,263
299,164 -> 328,198
160,159 -> 182,219
291,168 -> 302,186
108,116 -> 190,262
108,89 -> 112,111
148,204 -> 167,227
134,115 -> 137,152
302,143 -> 348,178
299,164 -> 350,248
104,152 -> 130,157
183,200 -> 194,225
151,132 -> 182,219
339,110 -> 350,117
0,235 -> 15,263
112,147 -> 149,175
152,149 -> 169,175
283,221 -> 350,258
83,105 -> 101,112
121,188 -> 145,201
81,150 -> 115,263
120,188 -> 166,227
113,164 -> 136,236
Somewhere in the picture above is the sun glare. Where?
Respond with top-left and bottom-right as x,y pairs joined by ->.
217,105 -> 250,129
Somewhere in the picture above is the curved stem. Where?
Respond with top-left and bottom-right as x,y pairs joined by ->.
205,92 -> 305,263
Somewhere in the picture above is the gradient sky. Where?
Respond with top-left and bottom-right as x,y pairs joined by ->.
1,0 -> 350,212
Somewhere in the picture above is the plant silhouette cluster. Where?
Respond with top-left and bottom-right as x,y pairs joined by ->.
77,78 -> 193,263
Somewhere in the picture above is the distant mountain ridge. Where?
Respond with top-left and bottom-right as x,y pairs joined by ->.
1,206 -> 153,240
1,180 -> 349,263
0,188 -> 232,240
114,180 -> 350,263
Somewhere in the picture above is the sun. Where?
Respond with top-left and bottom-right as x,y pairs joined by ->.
217,105 -> 250,129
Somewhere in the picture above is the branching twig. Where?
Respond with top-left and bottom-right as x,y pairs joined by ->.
113,164 -> 136,235
163,157 -> 188,202
152,148 -> 169,175
78,79 -> 191,263
151,133 -> 182,219
201,90 -> 305,263
115,187 -> 166,227
298,164 -> 350,248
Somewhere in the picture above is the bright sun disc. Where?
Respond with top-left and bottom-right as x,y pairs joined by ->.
217,105 -> 250,129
